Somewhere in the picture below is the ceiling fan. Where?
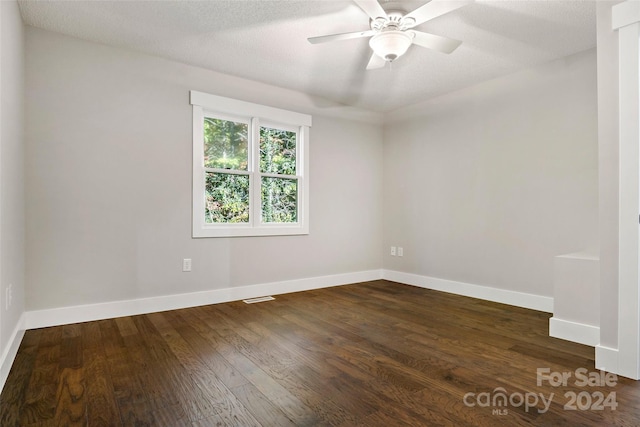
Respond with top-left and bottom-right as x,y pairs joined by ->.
308,0 -> 473,70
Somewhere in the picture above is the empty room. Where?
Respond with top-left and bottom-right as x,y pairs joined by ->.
1,0 -> 640,425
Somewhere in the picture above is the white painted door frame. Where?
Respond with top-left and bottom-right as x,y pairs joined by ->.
608,0 -> 640,380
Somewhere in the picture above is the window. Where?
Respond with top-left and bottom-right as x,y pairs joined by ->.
191,91 -> 311,237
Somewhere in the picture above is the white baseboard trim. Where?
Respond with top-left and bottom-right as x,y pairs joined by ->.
596,345 -> 619,374
549,317 -> 600,346
0,313 -> 26,394
25,269 -> 384,330
382,269 -> 554,313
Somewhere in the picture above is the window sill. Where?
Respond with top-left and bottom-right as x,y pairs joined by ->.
193,224 -> 309,238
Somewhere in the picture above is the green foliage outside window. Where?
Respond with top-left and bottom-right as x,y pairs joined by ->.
260,127 -> 297,223
262,177 -> 297,223
260,127 -> 296,175
203,118 -> 298,224
204,118 -> 248,170
205,173 -> 249,223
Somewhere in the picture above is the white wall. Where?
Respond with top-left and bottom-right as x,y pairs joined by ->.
25,27 -> 383,312
0,0 -> 26,382
383,49 -> 598,299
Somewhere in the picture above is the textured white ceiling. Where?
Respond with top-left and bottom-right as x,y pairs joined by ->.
17,0 -> 597,112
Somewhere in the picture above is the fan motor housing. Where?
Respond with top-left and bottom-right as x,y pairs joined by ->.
370,10 -> 415,32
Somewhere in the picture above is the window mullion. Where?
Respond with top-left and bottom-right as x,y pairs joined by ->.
251,117 -> 262,227
204,168 -> 250,176
260,172 -> 298,180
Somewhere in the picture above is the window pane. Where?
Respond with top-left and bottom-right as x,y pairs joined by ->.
260,127 -> 296,175
205,172 -> 250,223
204,117 -> 248,170
261,177 -> 297,223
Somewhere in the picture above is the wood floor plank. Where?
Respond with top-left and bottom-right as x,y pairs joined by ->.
0,329 -> 43,426
81,322 -> 120,427
309,283 -> 592,390
145,312 -> 218,422
165,310 -> 250,391
211,303 -> 360,425
148,403 -> 190,427
52,367 -> 86,426
130,315 -> 185,411
228,382 -> 298,427
242,304 -> 427,424
147,311 -> 261,425
114,317 -> 139,338
2,281 -> 640,426
190,305 -> 324,426
98,320 -> 135,400
19,339 -> 59,425
242,294 -> 532,425
131,315 -> 202,426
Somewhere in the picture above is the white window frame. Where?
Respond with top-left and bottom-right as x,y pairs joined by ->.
191,90 -> 311,238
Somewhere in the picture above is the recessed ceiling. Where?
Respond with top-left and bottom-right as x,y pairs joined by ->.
17,0 -> 596,112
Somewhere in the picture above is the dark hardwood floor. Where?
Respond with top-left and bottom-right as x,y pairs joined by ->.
1,280 -> 639,426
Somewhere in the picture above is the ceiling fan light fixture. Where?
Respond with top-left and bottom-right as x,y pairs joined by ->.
369,30 -> 413,62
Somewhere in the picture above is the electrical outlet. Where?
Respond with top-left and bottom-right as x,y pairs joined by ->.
390,246 -> 397,256
182,259 -> 192,272
397,247 -> 404,257
5,284 -> 12,310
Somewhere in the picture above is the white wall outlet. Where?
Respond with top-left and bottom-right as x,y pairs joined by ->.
182,259 -> 192,272
5,284 -> 12,310
397,247 -> 404,257
390,246 -> 397,256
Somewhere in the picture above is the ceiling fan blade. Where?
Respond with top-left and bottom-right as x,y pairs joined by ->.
353,0 -> 388,21
411,31 -> 462,54
366,53 -> 386,70
308,29 -> 375,44
404,0 -> 473,28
